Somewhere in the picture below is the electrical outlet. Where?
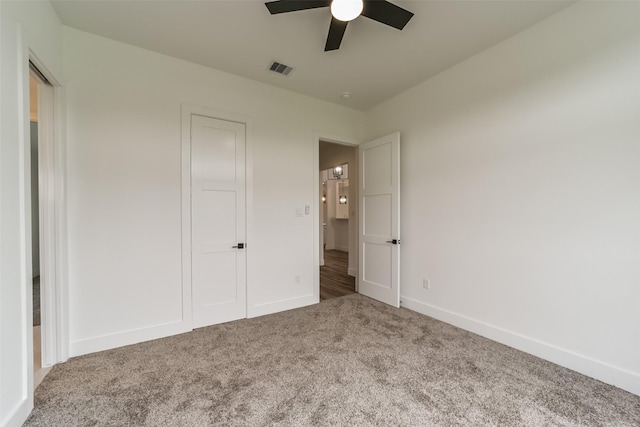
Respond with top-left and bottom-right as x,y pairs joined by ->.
423,278 -> 431,290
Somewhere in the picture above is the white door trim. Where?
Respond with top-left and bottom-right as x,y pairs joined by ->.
28,53 -> 69,368
181,105 -> 253,328
9,48 -> 68,426
6,29 -> 68,425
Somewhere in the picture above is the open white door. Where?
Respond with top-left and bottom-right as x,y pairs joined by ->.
191,115 -> 246,328
359,132 -> 400,307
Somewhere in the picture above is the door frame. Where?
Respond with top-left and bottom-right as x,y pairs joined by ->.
181,105 -> 253,328
27,54 -> 69,368
14,48 -> 69,419
314,133 -> 360,300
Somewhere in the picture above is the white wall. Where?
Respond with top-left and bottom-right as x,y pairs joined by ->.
322,177 -> 349,251
0,1 -> 63,425
365,1 -> 640,395
63,27 -> 364,356
330,200 -> 349,251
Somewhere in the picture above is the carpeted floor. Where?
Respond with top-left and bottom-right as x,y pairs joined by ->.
26,294 -> 640,426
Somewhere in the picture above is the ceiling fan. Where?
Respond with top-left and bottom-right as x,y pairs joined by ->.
265,0 -> 414,52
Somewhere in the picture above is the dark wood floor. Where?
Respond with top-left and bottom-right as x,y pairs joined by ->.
320,250 -> 356,301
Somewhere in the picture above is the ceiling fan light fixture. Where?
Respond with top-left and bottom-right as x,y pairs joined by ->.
330,0 -> 363,22
265,0 -> 414,51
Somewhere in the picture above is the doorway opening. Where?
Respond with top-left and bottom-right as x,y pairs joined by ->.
29,67 -> 50,387
28,60 -> 60,387
319,140 -> 357,301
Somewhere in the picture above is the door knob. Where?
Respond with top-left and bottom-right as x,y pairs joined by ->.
232,243 -> 245,249
386,239 -> 400,245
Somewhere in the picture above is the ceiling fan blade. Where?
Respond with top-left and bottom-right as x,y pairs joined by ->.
265,0 -> 331,15
362,0 -> 414,30
325,17 -> 348,51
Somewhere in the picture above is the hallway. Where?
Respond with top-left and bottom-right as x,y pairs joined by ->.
320,250 -> 355,301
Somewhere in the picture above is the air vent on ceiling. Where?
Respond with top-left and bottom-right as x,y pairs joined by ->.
269,61 -> 293,76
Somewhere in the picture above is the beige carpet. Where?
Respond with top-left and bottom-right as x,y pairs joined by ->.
26,294 -> 640,426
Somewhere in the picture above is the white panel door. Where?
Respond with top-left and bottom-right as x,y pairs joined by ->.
359,132 -> 400,307
191,115 -> 246,328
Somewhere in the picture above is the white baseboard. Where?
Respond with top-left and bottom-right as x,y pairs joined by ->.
3,397 -> 32,427
348,268 -> 356,277
249,294 -> 317,318
400,296 -> 640,397
69,320 -> 191,357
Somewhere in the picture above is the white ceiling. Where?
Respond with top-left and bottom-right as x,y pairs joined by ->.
51,0 -> 573,111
